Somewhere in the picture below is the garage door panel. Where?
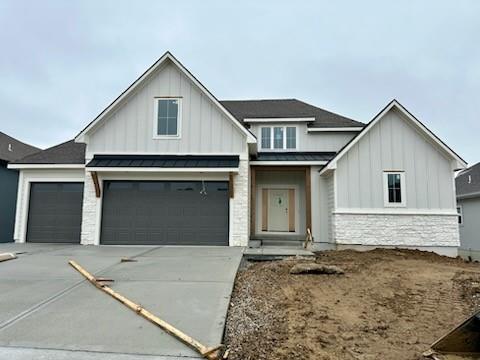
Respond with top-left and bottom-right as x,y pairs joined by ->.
101,181 -> 228,245
27,183 -> 83,244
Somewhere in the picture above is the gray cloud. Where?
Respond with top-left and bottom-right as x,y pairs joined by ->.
0,0 -> 478,163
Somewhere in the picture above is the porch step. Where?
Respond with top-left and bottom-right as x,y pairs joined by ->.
244,246 -> 315,260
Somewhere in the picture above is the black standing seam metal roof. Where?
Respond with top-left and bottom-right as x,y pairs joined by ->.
86,155 -> 240,168
456,162 -> 480,198
251,152 -> 336,162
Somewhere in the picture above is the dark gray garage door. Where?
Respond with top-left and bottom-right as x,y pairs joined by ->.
27,183 -> 84,243
101,181 -> 229,245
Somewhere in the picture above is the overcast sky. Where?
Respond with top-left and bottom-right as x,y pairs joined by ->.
0,0 -> 478,164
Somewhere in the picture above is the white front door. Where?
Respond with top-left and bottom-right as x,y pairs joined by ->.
268,189 -> 289,232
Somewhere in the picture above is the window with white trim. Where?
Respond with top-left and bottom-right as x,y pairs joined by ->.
457,205 -> 463,225
383,172 -> 406,207
260,126 -> 297,150
154,98 -> 181,137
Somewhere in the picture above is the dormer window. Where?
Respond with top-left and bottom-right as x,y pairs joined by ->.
260,126 -> 296,150
153,98 -> 182,138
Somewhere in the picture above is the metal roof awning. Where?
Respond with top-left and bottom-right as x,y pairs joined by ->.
86,155 -> 240,172
250,152 -> 336,165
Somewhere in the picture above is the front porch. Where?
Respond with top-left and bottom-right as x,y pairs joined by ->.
250,166 -> 312,247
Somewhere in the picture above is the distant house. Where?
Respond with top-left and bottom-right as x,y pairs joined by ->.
456,162 -> 480,260
0,132 -> 39,243
7,52 -> 467,255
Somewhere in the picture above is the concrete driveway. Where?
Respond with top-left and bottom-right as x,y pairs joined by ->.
0,243 -> 243,359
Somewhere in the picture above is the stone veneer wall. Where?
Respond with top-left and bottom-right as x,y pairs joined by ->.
229,159 -> 249,246
80,170 -> 97,245
333,213 -> 460,247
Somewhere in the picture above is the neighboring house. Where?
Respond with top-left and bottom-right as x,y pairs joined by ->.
0,132 -> 39,243
456,162 -> 480,260
8,52 -> 467,255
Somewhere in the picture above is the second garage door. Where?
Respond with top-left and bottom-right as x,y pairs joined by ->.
101,181 -> 229,245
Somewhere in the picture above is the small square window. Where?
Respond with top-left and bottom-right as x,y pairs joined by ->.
384,172 -> 406,207
154,98 -> 181,137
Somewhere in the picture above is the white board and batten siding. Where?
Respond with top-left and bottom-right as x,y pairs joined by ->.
249,123 -> 357,152
85,61 -> 247,159
335,108 -> 456,211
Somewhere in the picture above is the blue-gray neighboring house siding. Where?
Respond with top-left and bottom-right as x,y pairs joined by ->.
0,162 -> 18,243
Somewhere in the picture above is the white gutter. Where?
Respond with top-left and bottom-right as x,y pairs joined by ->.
307,127 -> 363,132
86,167 -> 239,173
250,161 -> 327,166
7,164 -> 85,169
243,117 -> 315,123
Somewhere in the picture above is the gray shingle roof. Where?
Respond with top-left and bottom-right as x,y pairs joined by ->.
12,140 -> 86,164
251,152 -> 336,162
220,99 -> 364,128
456,162 -> 480,199
87,155 -> 239,168
0,132 -> 40,163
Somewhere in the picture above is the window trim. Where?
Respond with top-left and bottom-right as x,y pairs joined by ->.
457,205 -> 463,225
383,171 -> 406,207
259,126 -> 297,150
153,97 -> 182,139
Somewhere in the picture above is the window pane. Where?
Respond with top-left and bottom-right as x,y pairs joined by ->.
388,188 -> 395,203
158,117 -> 167,135
395,188 -> 401,203
169,99 -> 178,118
158,100 -> 169,117
157,99 -> 178,136
286,127 -> 296,149
261,128 -> 271,149
387,173 -> 402,203
273,127 -> 284,149
388,174 -> 395,188
167,117 -> 177,135
394,174 -> 401,188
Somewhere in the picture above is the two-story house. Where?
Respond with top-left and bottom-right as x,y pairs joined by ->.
9,52 -> 466,256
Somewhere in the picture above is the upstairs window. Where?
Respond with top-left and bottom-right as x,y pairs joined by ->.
260,126 -> 296,150
286,127 -> 296,149
154,98 -> 181,138
261,127 -> 271,149
383,171 -> 406,207
273,127 -> 284,149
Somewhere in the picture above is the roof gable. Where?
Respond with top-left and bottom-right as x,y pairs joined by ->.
320,100 -> 467,175
75,52 -> 256,144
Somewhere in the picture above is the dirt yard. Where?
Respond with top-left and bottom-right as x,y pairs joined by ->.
224,249 -> 480,360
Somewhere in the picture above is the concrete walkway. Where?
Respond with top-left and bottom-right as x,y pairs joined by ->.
0,244 -> 243,359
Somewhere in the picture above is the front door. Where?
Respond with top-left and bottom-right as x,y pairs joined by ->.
268,189 -> 290,232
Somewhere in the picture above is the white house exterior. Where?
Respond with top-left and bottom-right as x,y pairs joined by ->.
8,52 -> 467,255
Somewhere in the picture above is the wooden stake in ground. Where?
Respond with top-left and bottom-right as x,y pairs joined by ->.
68,260 -> 223,360
0,253 -> 17,263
